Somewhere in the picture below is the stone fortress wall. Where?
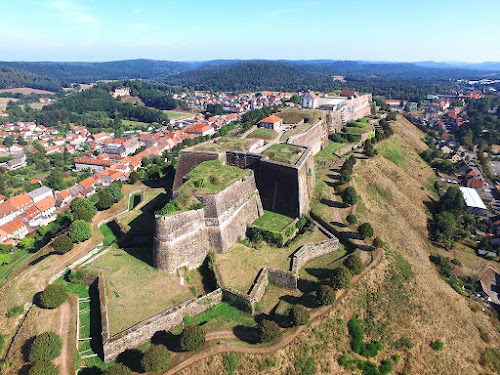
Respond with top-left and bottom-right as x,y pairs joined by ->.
285,119 -> 328,155
154,175 -> 263,272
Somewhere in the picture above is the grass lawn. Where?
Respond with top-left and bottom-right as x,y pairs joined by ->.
129,192 -> 142,210
163,110 -> 194,119
176,160 -> 252,198
252,210 -> 294,233
376,137 -> 407,167
262,143 -> 305,165
298,245 -> 347,284
0,248 -> 31,284
280,121 -> 311,141
183,302 -> 256,333
247,128 -> 279,141
194,137 -> 260,153
122,119 -> 153,129
99,222 -> 118,247
86,247 -> 205,335
217,227 -> 329,293
277,109 -> 324,124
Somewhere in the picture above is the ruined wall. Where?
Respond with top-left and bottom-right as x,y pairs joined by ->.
325,111 -> 343,133
291,237 -> 340,275
173,150 -> 226,189
286,120 -> 327,155
268,268 -> 297,289
153,209 -> 209,272
248,268 -> 269,303
102,289 -> 223,362
296,149 -> 315,216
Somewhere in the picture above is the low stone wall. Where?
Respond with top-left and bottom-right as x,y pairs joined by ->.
336,129 -> 375,156
291,237 -> 340,275
101,287 -> 223,362
248,268 -> 269,303
222,286 -> 253,314
286,120 -> 327,155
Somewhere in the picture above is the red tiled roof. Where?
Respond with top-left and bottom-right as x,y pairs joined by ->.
0,218 -> 26,234
259,115 -> 283,124
7,193 -> 33,211
79,177 -> 96,189
34,196 -> 56,212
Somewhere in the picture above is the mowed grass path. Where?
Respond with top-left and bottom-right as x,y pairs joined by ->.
86,248 -> 204,335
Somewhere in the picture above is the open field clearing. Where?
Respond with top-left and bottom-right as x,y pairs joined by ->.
0,97 -> 18,110
86,247 -> 205,335
218,227 -> 328,293
0,87 -> 55,95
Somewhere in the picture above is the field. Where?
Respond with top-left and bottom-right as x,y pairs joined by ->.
0,87 -> 55,95
247,128 -> 279,141
177,160 -> 252,197
262,143 -> 305,165
251,210 -> 294,233
119,95 -> 144,105
194,137 -> 260,152
217,227 -> 328,292
86,247 -> 205,335
163,110 -> 195,119
277,109 -> 324,124
375,136 -> 409,167
122,119 -> 154,129
0,97 -> 18,111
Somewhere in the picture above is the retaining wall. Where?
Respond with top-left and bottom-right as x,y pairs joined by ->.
291,238 -> 340,275
286,120 -> 327,155
101,287 -> 223,362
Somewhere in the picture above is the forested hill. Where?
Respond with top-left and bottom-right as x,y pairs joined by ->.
164,62 -> 317,91
0,65 -> 62,92
1,59 -> 198,86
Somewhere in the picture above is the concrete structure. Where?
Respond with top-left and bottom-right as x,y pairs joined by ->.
460,186 -> 487,215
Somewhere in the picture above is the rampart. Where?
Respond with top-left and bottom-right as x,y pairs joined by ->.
173,146 -> 315,218
98,275 -> 223,362
285,119 -> 328,155
291,237 -> 340,275
154,175 -> 263,272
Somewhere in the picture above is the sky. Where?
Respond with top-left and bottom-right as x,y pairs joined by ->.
1,0 -> 500,63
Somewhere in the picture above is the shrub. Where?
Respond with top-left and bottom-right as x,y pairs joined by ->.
0,333 -> 5,353
158,201 -> 179,216
69,220 -> 92,243
29,331 -> 62,362
289,305 -> 310,326
346,214 -> 357,225
52,235 -> 73,254
393,337 -> 413,350
180,325 -> 205,352
343,186 -> 358,206
316,285 -> 336,306
104,363 -> 133,375
128,171 -> 140,184
348,316 -> 383,358
430,340 -> 444,351
258,320 -> 280,343
222,353 -> 240,375
39,284 -> 68,309
6,305 -> 24,317
68,268 -> 96,286
96,191 -> 115,210
480,348 -> 500,373
29,362 -> 60,375
344,254 -> 364,275
358,222 -> 374,239
329,266 -> 351,290
379,359 -> 393,375
372,237 -> 384,248
72,208 -> 94,222
141,344 -> 171,372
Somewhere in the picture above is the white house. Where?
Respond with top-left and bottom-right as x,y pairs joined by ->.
459,187 -> 487,215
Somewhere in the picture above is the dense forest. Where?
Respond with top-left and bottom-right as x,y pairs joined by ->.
0,65 -> 62,92
456,96 -> 500,147
2,59 -> 499,101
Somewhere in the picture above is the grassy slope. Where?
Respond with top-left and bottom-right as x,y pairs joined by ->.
178,116 -> 500,375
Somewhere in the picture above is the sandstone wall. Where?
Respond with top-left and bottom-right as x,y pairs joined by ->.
291,237 -> 340,275
102,289 -> 223,362
153,209 -> 209,272
285,120 -> 327,155
173,150 -> 226,189
296,149 -> 315,216
248,268 -> 269,303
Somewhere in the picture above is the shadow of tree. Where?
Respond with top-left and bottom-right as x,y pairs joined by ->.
151,330 -> 182,353
116,349 -> 144,372
232,325 -> 259,344
320,198 -> 347,209
22,335 -> 35,362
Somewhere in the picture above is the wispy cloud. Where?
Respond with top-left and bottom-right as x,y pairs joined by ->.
48,0 -> 97,25
129,23 -> 149,31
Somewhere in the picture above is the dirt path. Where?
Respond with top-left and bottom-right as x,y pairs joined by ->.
162,248 -> 383,375
55,301 -> 71,375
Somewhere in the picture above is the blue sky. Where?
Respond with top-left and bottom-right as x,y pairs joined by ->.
1,0 -> 499,62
